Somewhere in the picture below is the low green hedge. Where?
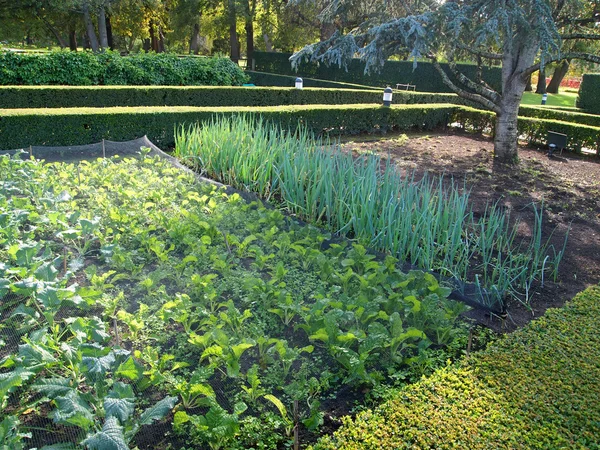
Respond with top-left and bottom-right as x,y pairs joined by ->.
576,73 -> 600,114
245,70 -> 376,90
519,105 -> 600,127
454,107 -> 600,151
0,85 -> 465,109
312,285 -> 600,449
0,50 -> 247,86
253,51 -> 503,93
0,103 -> 458,149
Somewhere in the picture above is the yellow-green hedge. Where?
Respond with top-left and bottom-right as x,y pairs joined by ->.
312,285 -> 600,449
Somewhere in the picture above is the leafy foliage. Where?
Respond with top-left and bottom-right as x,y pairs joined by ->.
576,74 -> 600,115
0,51 -> 247,86
311,286 -> 600,449
0,149 -> 469,448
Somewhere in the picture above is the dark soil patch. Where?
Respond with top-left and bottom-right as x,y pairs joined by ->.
341,130 -> 600,332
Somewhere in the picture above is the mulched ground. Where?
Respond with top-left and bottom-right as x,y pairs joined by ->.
341,130 -> 600,332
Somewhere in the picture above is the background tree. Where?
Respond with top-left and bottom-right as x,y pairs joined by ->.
291,0 -> 600,163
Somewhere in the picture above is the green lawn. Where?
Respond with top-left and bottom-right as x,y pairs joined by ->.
521,90 -> 578,107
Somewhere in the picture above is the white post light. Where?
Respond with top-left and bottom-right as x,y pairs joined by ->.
383,86 -> 393,107
295,77 -> 303,89
541,93 -> 548,105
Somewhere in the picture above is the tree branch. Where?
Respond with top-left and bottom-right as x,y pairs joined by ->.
428,55 -> 501,114
560,33 -> 600,40
456,44 -> 503,60
446,57 -> 501,104
522,52 -> 600,78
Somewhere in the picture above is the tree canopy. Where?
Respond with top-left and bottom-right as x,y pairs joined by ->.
292,0 -> 600,162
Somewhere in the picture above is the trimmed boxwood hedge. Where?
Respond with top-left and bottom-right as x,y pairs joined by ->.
454,107 -> 600,151
576,73 -> 600,114
0,50 -> 247,86
253,51 -> 503,93
312,285 -> 600,449
0,103 -> 458,149
519,105 -> 600,127
0,86 -> 461,109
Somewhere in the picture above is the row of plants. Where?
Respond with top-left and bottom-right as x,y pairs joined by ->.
0,86 -> 464,109
0,50 -> 247,86
311,284 -> 600,449
0,151 -> 471,449
174,116 -> 568,309
0,103 -> 456,149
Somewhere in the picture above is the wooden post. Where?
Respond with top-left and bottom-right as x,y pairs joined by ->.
77,164 -> 81,185
102,139 -> 106,158
29,145 -> 33,158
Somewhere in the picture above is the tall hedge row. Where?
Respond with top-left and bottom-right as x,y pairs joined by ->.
0,51 -> 248,86
311,285 -> 600,450
245,70 -> 376,90
576,73 -> 600,114
0,86 -> 463,109
455,107 -> 600,151
0,104 -> 457,149
253,51 -> 503,93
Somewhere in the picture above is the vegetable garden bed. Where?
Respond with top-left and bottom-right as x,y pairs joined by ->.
0,151 -> 472,449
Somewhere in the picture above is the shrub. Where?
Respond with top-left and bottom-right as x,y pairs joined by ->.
0,103 -> 457,149
252,51 -> 503,93
311,285 -> 600,450
0,50 -> 248,86
576,73 -> 600,114
0,86 -> 462,109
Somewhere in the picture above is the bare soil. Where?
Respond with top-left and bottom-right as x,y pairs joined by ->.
341,130 -> 600,332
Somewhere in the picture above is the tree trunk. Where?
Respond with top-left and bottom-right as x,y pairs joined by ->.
493,38 -> 539,163
535,67 -> 546,94
158,27 -> 165,53
524,73 -> 532,91
40,17 -> 67,48
69,29 -> 78,51
190,23 -> 201,55
106,14 -> 114,50
245,19 -> 254,59
150,21 -> 158,52
228,0 -> 239,62
546,60 -> 570,94
320,22 -> 336,41
82,2 -> 100,52
143,38 -> 151,52
97,6 -> 109,50
245,0 -> 256,60
263,33 -> 273,52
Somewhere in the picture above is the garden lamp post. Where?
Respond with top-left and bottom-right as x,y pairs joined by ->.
541,93 -> 548,105
295,77 -> 303,89
383,87 -> 393,107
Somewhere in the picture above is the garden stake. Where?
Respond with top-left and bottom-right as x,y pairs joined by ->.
466,328 -> 473,356
77,164 -> 81,185
114,318 -> 120,346
63,247 -> 67,274
29,145 -> 32,158
293,400 -> 299,450
102,139 -> 106,158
